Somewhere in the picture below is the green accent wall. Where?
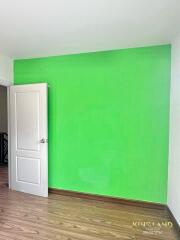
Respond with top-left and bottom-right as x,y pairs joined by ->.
14,45 -> 171,203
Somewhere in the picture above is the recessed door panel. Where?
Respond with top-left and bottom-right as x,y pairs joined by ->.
16,157 -> 40,184
16,92 -> 40,151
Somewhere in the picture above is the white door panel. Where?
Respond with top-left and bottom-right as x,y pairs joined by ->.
16,157 -> 40,184
16,91 -> 40,151
10,83 -> 48,197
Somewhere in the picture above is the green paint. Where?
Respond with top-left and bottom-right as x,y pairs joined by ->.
14,45 -> 171,203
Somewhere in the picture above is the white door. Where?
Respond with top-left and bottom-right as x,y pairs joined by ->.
9,83 -> 48,197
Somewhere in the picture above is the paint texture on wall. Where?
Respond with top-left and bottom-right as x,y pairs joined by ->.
14,45 -> 171,203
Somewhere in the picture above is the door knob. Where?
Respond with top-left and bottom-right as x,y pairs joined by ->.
40,138 -> 48,143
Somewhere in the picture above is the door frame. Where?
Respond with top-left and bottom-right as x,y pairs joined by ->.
0,81 -> 48,194
0,79 -> 12,188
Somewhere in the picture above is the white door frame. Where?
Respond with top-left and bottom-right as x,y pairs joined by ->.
0,79 -> 12,189
0,81 -> 48,194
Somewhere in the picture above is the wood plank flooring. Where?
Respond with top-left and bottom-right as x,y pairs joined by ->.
0,167 -> 179,240
0,166 -> 8,188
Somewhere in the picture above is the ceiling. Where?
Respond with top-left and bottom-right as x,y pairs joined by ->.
0,0 -> 180,59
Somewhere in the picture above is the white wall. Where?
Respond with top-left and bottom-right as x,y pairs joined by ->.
168,33 -> 180,225
0,54 -> 13,85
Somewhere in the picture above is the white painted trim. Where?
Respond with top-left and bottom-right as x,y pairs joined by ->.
0,79 -> 13,87
7,87 -> 11,188
0,80 -> 13,188
168,33 -> 180,225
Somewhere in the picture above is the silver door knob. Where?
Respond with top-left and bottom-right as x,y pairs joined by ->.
40,138 -> 48,143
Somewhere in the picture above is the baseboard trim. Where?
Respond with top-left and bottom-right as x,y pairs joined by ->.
48,188 -> 165,210
166,206 -> 180,235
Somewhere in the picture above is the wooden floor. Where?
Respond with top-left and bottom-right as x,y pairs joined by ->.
0,167 -> 179,240
0,166 -> 8,188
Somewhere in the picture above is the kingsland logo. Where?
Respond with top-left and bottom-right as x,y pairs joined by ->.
132,221 -> 173,228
